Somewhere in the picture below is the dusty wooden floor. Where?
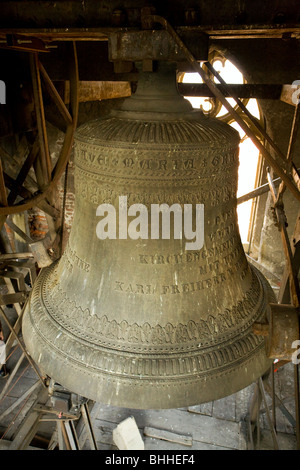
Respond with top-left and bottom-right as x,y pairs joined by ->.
81,363 -> 297,451
0,333 -> 298,451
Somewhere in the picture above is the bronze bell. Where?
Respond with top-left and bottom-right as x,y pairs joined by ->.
22,63 -> 275,409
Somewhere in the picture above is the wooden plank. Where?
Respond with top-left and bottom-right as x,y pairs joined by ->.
0,292 -> 28,305
0,380 -> 41,421
188,402 -> 213,416
0,352 -> 25,402
144,426 -> 193,446
0,252 -> 34,260
0,24 -> 300,40
143,436 -> 229,451
0,439 -> 42,450
9,386 -> 49,450
212,394 -> 236,421
79,418 -> 230,451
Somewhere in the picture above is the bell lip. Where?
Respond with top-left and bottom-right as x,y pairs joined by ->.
22,263 -> 274,410
22,308 -> 272,409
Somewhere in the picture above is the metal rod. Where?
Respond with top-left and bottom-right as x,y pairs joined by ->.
80,403 -> 98,450
259,377 -> 279,450
271,362 -> 277,432
38,60 -> 73,125
0,380 -> 41,421
59,421 -> 71,450
0,351 -> 25,402
256,381 -> 261,449
264,382 -> 296,427
295,363 -> 300,450
203,61 -> 287,163
0,306 -> 46,386
30,53 -> 52,186
237,176 -> 281,205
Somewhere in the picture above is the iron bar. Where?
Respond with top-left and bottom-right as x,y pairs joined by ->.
203,61 -> 288,163
295,363 -> 300,450
258,377 -> 280,450
0,158 -> 7,207
271,363 -> 277,433
30,53 -> 52,186
237,176 -> 281,205
0,306 -> 46,386
264,381 -> 297,427
0,351 -> 25,402
38,60 -> 73,125
0,380 -> 41,421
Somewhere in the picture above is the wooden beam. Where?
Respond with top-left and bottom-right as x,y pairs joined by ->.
0,24 -> 300,40
144,426 -> 193,446
179,83 -> 283,100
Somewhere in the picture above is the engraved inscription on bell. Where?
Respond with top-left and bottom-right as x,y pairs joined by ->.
22,63 -> 274,409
